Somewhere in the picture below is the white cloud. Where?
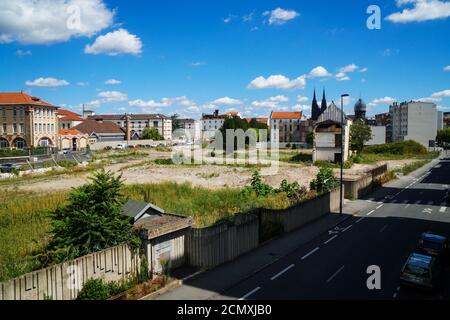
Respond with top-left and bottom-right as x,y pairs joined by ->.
297,95 -> 309,103
0,0 -> 113,45
211,97 -> 243,105
98,91 -> 128,102
387,0 -> 450,23
308,66 -> 332,78
251,96 -> 289,109
129,96 -> 195,108
26,77 -> 69,87
248,74 -> 306,90
432,89 -> 450,98
359,67 -> 369,73
367,97 -> 397,109
243,12 -> 254,22
105,79 -> 122,85
85,29 -> 142,56
191,61 -> 206,67
339,64 -> 359,73
186,106 -> 201,114
77,82 -> 89,86
382,48 -> 400,56
415,97 -> 442,102
16,49 -> 31,57
263,8 -> 299,25
444,66 -> 450,71
335,72 -> 350,81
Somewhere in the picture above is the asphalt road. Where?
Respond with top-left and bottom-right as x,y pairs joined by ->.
215,156 -> 450,300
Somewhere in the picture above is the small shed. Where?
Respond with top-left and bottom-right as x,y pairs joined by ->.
128,201 -> 192,276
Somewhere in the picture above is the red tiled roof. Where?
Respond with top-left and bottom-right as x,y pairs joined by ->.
89,114 -> 169,121
57,109 -> 81,117
0,92 -> 56,107
225,111 -> 240,117
245,118 -> 269,123
72,120 -> 125,135
58,129 -> 84,136
270,112 -> 302,120
60,115 -> 84,121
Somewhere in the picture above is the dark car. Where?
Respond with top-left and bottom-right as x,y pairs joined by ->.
0,163 -> 21,173
400,253 -> 443,290
418,232 -> 449,258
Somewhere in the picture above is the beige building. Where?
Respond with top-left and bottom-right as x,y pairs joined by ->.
57,129 -> 89,151
270,112 -> 302,144
0,92 -> 59,149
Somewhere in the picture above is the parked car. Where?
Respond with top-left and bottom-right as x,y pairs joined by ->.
0,163 -> 22,173
115,144 -> 128,150
418,232 -> 449,258
400,253 -> 443,290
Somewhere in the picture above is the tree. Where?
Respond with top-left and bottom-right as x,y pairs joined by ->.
310,167 -> 339,194
171,113 -> 181,131
141,127 -> 164,141
42,170 -> 140,265
350,119 -> 372,153
436,128 -> 450,149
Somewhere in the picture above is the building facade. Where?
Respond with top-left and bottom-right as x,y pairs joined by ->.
89,114 -> 172,141
174,118 -> 201,142
72,119 -> 126,143
390,101 -> 438,147
270,112 -> 302,144
313,102 -> 352,163
444,112 -> 450,129
56,109 -> 84,130
201,110 -> 227,140
0,92 -> 59,149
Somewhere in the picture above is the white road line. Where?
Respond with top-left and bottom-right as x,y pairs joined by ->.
324,235 -> 338,245
376,204 -> 384,209
327,266 -> 345,283
301,247 -> 320,260
379,225 -> 389,233
342,225 -> 353,232
405,204 -> 411,208
440,207 -> 447,213
367,210 -> 375,216
355,217 -> 365,223
239,287 -> 261,300
270,264 -> 295,281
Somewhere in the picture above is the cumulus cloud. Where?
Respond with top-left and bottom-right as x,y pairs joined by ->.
335,72 -> 350,81
16,49 -> 32,57
251,96 -> 289,109
85,29 -> 143,56
308,66 -> 332,78
248,74 -> 306,90
431,89 -> 450,98
105,79 -> 122,85
444,66 -> 450,71
26,77 -> 69,87
263,8 -> 299,25
386,0 -> 450,23
0,0 -> 113,45
339,64 -> 359,73
211,97 -> 243,105
297,95 -> 309,103
98,91 -> 128,102
129,96 -> 195,108
367,97 -> 397,109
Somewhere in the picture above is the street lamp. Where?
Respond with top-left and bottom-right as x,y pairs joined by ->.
340,94 -> 349,216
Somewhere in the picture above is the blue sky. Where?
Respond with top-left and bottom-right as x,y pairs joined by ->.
0,0 -> 449,119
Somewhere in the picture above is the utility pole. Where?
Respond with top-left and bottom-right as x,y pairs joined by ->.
340,94 -> 349,216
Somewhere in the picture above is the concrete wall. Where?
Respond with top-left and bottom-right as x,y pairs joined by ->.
90,139 -> 171,151
0,244 -> 140,300
343,164 -> 388,199
366,126 -> 386,145
185,214 -> 259,269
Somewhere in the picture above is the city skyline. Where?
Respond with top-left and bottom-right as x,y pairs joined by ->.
1,0 -> 449,119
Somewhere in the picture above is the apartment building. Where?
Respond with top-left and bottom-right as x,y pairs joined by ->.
56,109 -> 85,130
201,110 -> 227,140
174,118 -> 201,142
88,114 -> 172,140
0,92 -> 59,149
444,112 -> 450,129
270,112 -> 302,144
390,101 -> 438,147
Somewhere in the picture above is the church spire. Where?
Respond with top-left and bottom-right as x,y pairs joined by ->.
320,88 -> 328,114
311,88 -> 320,121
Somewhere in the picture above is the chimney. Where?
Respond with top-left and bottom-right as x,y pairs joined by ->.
125,114 -> 131,143
214,109 -> 219,117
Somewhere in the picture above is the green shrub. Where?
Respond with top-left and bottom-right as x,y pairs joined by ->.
154,158 -> 174,165
77,278 -> 112,300
364,140 -> 427,155
310,167 -> 339,194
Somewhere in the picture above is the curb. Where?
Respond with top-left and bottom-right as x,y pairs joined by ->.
138,279 -> 182,300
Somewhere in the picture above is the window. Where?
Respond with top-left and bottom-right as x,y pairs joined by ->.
153,121 -> 159,127
13,123 -> 17,133
20,123 -> 24,133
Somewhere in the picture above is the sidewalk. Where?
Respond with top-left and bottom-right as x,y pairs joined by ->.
155,212 -> 353,300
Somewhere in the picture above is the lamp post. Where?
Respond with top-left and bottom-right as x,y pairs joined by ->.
340,94 -> 349,216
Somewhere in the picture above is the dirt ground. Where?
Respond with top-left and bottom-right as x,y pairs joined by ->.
0,148 -> 418,193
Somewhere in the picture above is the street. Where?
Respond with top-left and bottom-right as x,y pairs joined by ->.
216,156 -> 450,300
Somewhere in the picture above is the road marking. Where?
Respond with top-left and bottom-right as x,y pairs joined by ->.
239,287 -> 261,300
423,208 -> 433,214
270,264 -> 295,281
327,266 -> 345,283
367,210 -> 375,216
440,207 -> 447,213
342,225 -> 353,232
379,224 -> 389,233
405,204 -> 411,208
301,247 -> 320,260
376,204 -> 384,209
324,235 -> 338,245
355,217 -> 365,224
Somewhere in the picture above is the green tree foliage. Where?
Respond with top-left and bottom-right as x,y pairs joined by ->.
364,140 -> 427,155
436,128 -> 450,149
310,167 -> 339,194
42,170 -> 140,265
141,127 -> 164,141
171,113 -> 181,131
219,116 -> 269,150
350,119 -> 372,153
